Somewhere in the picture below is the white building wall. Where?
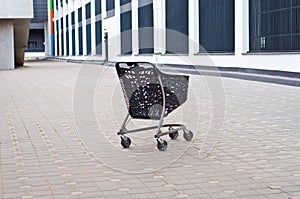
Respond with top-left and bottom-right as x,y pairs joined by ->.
52,0 -> 300,73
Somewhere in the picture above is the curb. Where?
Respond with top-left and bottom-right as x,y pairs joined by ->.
44,57 -> 300,87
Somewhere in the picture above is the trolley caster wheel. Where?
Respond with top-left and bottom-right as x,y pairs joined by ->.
183,130 -> 193,141
169,131 -> 179,140
121,136 -> 131,148
157,139 -> 168,151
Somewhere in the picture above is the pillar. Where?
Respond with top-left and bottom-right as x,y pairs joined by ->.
0,21 -> 14,69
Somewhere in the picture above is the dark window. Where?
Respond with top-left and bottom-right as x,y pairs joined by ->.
138,2 -> 154,54
106,0 -> 115,17
78,8 -> 83,55
56,0 -> 58,9
26,29 -> 45,52
79,26 -> 83,55
120,0 -> 131,5
121,11 -> 132,54
71,12 -> 75,55
199,0 -> 234,53
106,0 -> 115,11
56,20 -> 59,55
66,15 -> 69,56
66,15 -> 69,28
71,11 -> 75,25
86,3 -> 91,19
95,0 -> 102,54
86,3 -> 91,55
28,41 -> 38,49
96,21 -> 102,54
166,0 -> 189,54
26,30 -> 45,52
95,0 -> 101,15
60,17 -> 64,55
250,0 -> 300,52
86,24 -> 91,55
78,7 -> 82,22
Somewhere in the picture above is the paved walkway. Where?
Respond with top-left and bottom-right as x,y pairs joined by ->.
0,61 -> 300,198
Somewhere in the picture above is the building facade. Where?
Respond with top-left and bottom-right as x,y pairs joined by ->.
51,0 -> 300,72
0,0 -> 33,69
27,0 -> 48,53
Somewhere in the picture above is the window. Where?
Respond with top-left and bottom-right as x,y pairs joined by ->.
86,3 -> 91,19
95,0 -> 102,54
250,0 -> 300,52
28,41 -> 37,49
166,0 -> 189,54
66,15 -> 69,56
71,12 -> 75,55
96,21 -> 102,54
120,0 -> 131,5
78,8 -> 83,55
86,3 -> 92,54
56,20 -> 59,55
199,0 -> 235,53
120,9 -> 132,54
60,17 -> 64,55
95,0 -> 101,16
106,0 -> 115,17
138,1 -> 154,54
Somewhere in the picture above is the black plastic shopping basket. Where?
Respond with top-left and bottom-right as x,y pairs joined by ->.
115,62 -> 193,151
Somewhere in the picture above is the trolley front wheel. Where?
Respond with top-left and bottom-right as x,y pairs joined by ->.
121,136 -> 131,148
157,139 -> 168,151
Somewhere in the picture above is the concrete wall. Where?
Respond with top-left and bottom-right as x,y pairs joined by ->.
0,0 -> 33,69
0,21 -> 14,69
0,0 -> 33,18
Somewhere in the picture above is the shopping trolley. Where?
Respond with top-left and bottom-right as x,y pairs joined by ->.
115,62 -> 193,151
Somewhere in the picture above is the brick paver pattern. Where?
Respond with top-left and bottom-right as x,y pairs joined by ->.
0,61 -> 300,198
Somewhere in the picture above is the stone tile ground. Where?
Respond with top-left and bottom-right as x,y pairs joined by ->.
0,61 -> 299,198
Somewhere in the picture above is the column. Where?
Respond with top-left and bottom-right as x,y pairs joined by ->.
0,21 -> 14,69
82,2 -> 87,55
243,0 -> 249,53
132,0 -> 139,55
153,0 -> 166,54
189,0 -> 199,55
91,0 -> 96,55
235,0 -> 249,54
75,8 -> 79,55
44,21 -> 50,56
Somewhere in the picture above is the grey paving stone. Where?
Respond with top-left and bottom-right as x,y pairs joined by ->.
0,61 -> 300,198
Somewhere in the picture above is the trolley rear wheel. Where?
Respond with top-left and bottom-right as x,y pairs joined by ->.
169,131 -> 179,140
183,130 -> 193,141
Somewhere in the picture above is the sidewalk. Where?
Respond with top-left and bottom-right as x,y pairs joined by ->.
0,60 -> 300,198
